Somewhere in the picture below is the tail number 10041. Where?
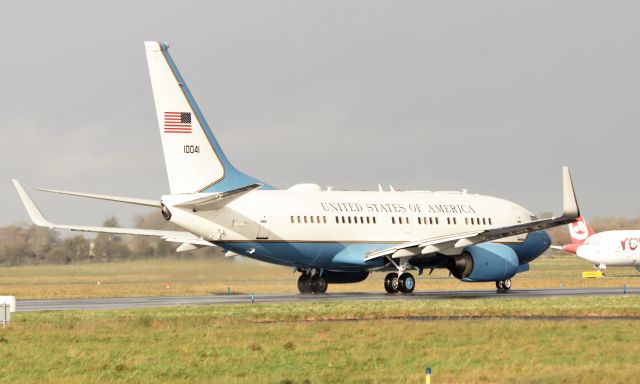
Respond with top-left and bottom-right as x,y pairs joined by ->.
183,145 -> 200,154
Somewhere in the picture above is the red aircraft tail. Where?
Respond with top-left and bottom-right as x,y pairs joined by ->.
568,216 -> 595,244
562,216 -> 595,254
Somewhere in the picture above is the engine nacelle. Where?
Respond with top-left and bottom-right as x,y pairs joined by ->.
448,243 -> 519,282
323,271 -> 369,284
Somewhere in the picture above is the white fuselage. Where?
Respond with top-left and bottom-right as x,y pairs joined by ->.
162,184 -> 538,265
576,231 -> 640,267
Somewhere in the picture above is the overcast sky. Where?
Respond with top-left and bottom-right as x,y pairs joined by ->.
1,1 -> 639,229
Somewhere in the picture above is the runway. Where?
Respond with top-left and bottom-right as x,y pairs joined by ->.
15,286 -> 640,312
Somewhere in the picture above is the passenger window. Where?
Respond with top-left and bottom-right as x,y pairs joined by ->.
348,217 -> 352,224
470,218 -> 475,225
366,217 -> 370,224
447,217 -> 451,225
335,216 -> 340,224
291,216 -> 295,223
341,216 -> 346,224
373,217 -> 377,224
418,217 -> 422,225
310,216 -> 315,224
453,217 -> 457,225
399,217 -> 403,225
435,217 -> 439,225
323,216 -> 327,224
488,218 -> 492,225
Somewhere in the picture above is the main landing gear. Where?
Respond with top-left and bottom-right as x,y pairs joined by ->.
496,279 -> 511,292
384,272 -> 415,294
297,273 -> 328,294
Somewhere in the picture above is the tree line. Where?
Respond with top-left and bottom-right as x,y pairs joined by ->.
0,213 -> 189,266
1,213 -> 639,266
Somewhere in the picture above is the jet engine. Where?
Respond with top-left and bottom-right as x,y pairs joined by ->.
448,243 -> 519,282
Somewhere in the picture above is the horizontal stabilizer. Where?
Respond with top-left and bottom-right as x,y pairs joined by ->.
37,188 -> 159,207
174,183 -> 262,211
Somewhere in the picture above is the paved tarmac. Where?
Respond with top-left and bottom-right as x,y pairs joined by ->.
15,287 -> 640,312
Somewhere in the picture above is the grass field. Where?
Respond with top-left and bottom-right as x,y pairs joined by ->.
0,252 -> 639,299
2,297 -> 640,383
2,253 -> 640,382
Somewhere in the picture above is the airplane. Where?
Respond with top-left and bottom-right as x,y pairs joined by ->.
13,41 -> 581,294
554,216 -> 640,274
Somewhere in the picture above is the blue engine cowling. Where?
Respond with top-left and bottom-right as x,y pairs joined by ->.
449,243 -> 520,282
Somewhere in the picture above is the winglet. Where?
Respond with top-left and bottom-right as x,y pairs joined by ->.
562,166 -> 579,219
12,179 -> 54,227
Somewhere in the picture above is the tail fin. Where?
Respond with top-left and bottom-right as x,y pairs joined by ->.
144,41 -> 271,194
568,216 -> 595,244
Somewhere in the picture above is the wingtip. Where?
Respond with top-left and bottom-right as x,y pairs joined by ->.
12,179 -> 54,228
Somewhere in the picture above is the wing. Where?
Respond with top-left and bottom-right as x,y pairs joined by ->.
13,179 -> 208,247
366,166 -> 579,261
36,188 -> 160,207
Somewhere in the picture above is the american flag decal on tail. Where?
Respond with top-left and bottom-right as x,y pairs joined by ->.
164,112 -> 192,133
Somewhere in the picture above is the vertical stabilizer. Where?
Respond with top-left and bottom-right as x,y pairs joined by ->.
568,216 -> 595,245
144,41 -> 270,193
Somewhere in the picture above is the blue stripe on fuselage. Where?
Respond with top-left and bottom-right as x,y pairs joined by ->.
220,242 -> 394,271
218,230 -> 550,271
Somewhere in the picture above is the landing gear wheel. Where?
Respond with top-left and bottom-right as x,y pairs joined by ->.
496,279 -> 511,291
398,273 -> 415,294
384,273 -> 399,293
297,274 -> 312,294
312,276 -> 328,294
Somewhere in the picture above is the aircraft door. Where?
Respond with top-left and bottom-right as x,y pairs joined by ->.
256,205 -> 271,239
